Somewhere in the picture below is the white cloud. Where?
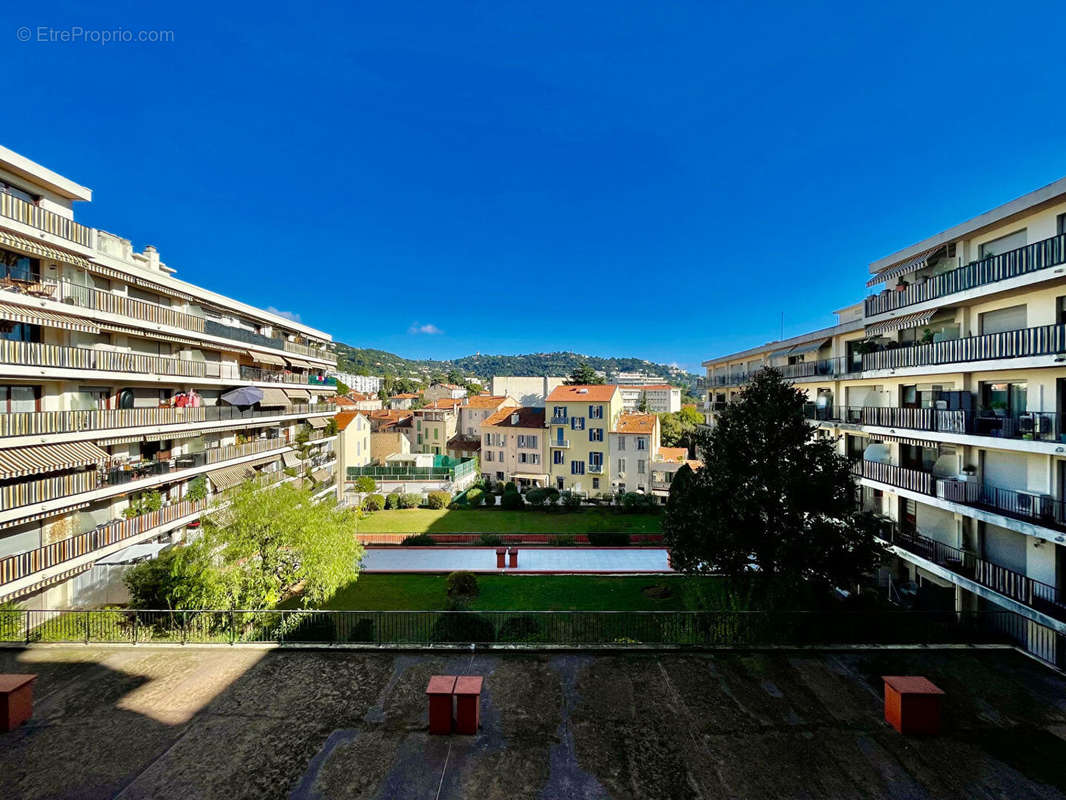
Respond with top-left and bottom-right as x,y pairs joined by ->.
266,306 -> 302,323
408,322 -> 443,335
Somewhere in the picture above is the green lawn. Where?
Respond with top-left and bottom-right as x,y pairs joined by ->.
301,574 -> 727,611
356,508 -> 663,534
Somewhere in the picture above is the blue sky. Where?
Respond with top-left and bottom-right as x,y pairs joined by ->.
4,1 -> 1066,372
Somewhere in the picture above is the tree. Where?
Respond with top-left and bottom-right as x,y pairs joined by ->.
353,476 -> 376,493
564,362 -> 605,385
663,368 -> 879,597
334,379 -> 350,395
658,412 -> 683,447
126,482 -> 363,609
658,406 -> 705,452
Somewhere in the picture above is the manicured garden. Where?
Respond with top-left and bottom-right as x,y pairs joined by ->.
289,573 -> 726,611
355,508 -> 663,534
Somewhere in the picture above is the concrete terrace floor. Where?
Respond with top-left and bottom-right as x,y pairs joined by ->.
2,647 -> 1066,800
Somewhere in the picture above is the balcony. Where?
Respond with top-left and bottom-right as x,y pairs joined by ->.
0,499 -> 206,588
866,233 -> 1066,317
936,479 -> 1066,533
26,280 -> 206,333
549,439 -> 570,448
806,404 -> 1061,444
588,463 -> 605,474
0,192 -> 93,247
239,364 -> 314,385
852,459 -> 935,495
0,403 -> 331,440
707,357 -> 862,387
861,323 -> 1066,372
550,415 -> 568,425
0,340 -> 219,379
888,526 -> 1066,623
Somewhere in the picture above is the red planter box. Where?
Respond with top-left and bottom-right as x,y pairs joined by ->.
882,675 -> 944,735
454,676 -> 483,735
0,674 -> 37,732
426,675 -> 457,735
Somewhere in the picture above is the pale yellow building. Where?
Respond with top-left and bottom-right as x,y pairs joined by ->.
545,385 -> 622,495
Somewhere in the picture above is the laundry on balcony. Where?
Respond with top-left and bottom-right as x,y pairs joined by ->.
0,440 -> 109,479
0,300 -> 100,334
866,244 -> 947,287
863,308 -> 939,337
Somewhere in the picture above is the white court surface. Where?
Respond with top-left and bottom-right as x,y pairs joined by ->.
359,547 -> 673,573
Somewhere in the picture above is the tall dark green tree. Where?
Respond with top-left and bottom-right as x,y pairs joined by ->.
564,362 -> 605,385
663,368 -> 879,594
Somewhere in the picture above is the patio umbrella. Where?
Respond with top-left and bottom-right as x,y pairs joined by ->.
221,386 -> 264,407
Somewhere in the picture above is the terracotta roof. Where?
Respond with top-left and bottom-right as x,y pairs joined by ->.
334,411 -> 365,431
447,434 -> 482,452
464,395 -> 511,409
428,397 -> 465,410
391,393 -> 419,399
546,384 -> 618,402
685,460 -> 702,470
658,447 -> 688,462
369,409 -> 412,422
483,407 -> 546,429
614,413 -> 657,434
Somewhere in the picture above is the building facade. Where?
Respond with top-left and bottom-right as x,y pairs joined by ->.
412,408 -> 457,455
608,413 -> 661,494
618,384 -> 682,414
545,385 -> 622,495
423,383 -> 467,404
480,407 -> 547,488
489,376 -> 565,407
329,373 -> 382,395
703,176 -> 1066,666
457,395 -> 517,436
0,146 -> 338,609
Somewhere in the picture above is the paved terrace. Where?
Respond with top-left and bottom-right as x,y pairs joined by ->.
360,546 -> 673,573
2,647 -> 1065,799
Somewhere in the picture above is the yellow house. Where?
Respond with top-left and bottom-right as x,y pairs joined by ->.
545,384 -> 622,496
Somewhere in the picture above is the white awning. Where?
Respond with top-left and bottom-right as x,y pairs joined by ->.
96,541 -> 170,565
864,309 -> 939,337
0,300 -> 100,334
866,244 -> 947,287
282,452 -> 303,469
285,388 -> 312,402
312,468 -> 332,483
258,387 -> 291,407
0,440 -> 108,479
306,416 -> 328,429
251,352 -> 287,367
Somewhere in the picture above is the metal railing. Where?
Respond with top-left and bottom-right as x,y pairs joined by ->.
204,438 -> 287,464
866,232 -> 1066,317
706,357 -> 862,387
936,480 -> 1066,533
0,340 -> 216,378
0,500 -> 206,587
804,404 -> 1060,443
853,459 -> 935,494
0,192 -> 93,246
47,280 -> 206,332
550,416 -> 568,425
862,323 -> 1066,371
0,608 -> 1047,650
550,439 -> 571,448
888,526 -> 1065,621
0,469 -> 99,511
203,320 -> 335,364
0,403 -> 332,439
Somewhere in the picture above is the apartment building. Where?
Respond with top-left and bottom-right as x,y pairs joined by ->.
332,412 -> 371,502
618,384 -> 682,414
545,385 -> 622,495
608,413 -> 661,494
0,146 -> 338,609
330,373 -> 382,395
703,177 -> 1066,666
480,406 -> 547,488
388,392 -> 419,409
489,376 -> 565,407
332,393 -> 382,411
412,407 -> 457,455
612,370 -> 666,385
457,394 -> 517,436
423,383 -> 467,404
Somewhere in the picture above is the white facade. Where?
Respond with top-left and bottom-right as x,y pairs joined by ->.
0,146 -> 337,609
331,373 -> 382,394
618,385 -> 682,413
490,376 -> 565,407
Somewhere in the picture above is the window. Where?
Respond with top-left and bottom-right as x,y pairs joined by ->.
553,450 -> 564,465
592,478 -> 599,490
497,472 -> 504,481
0,248 -> 40,283
979,304 -> 1027,335
617,436 -> 625,451
1,321 -> 40,343
1059,213 -> 1066,236
485,451 -> 493,462
637,459 -> 646,474
552,406 -> 567,420
637,437 -> 647,451
571,461 -> 585,475
980,381 -> 1027,416
979,228 -> 1026,259
557,476 -> 565,490
617,458 -> 626,473
570,417 -> 585,431
589,428 -> 603,442
589,452 -> 603,469
498,450 -> 504,462
517,434 -> 538,449
0,385 -> 40,413
589,405 -> 603,419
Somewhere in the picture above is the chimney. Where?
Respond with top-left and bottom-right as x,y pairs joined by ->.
144,245 -> 160,272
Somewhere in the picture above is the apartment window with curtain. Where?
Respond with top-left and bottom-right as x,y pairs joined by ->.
553,450 -> 564,465
589,428 -> 603,442
0,385 -> 40,412
570,417 -> 585,431
979,304 -> 1027,335
979,228 -> 1026,259
589,405 -> 603,419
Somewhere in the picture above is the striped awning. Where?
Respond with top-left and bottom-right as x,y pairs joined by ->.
864,309 -> 938,338
869,433 -> 941,449
0,230 -> 92,269
786,339 -> 829,357
866,244 -> 947,287
80,259 -> 198,304
258,387 -> 290,407
312,468 -> 332,483
0,501 -> 90,530
0,300 -> 100,334
285,388 -> 312,402
306,416 -> 328,429
143,430 -> 202,443
207,463 -> 256,491
96,434 -> 144,446
251,351 -> 287,367
282,452 -> 302,469
285,357 -> 314,369
0,441 -> 108,479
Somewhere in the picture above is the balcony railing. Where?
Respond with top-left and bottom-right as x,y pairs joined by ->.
44,280 -> 206,333
0,403 -> 331,440
550,439 -> 570,448
707,357 -> 862,387
204,320 -> 335,364
0,340 -> 217,378
853,459 -> 935,495
888,526 -> 1065,621
550,415 -> 568,425
862,323 -> 1066,372
0,469 -> 99,511
0,499 -> 206,587
588,463 -> 604,474
805,404 -> 1061,444
866,232 -> 1066,317
0,192 -> 93,247
204,438 -> 286,464
937,479 -> 1066,533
